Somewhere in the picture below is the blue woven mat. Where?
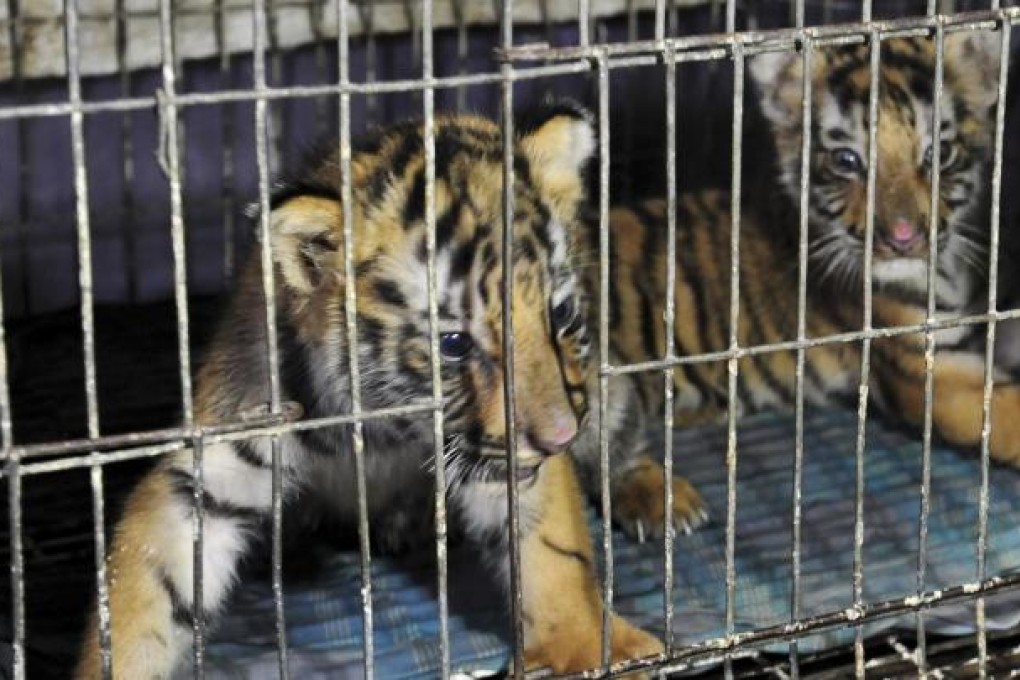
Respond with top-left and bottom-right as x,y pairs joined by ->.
194,409 -> 1020,678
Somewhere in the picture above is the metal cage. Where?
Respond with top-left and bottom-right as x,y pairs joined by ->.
1,0 -> 1020,678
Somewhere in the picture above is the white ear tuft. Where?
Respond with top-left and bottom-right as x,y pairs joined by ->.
749,50 -> 800,90
750,49 -> 806,130
518,103 -> 596,176
945,30 -> 1004,110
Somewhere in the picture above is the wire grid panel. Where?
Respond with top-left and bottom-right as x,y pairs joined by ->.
505,4 -> 1020,680
1,1 -> 1020,680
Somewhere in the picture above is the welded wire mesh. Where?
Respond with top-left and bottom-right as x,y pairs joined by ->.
1,1 -> 1019,679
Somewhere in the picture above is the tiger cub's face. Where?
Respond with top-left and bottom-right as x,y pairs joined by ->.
267,108 -> 595,486
752,34 -> 1001,291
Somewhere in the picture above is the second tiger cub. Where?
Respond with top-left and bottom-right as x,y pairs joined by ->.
608,34 -> 1020,464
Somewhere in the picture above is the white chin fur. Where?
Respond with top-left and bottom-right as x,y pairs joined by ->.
872,258 -> 928,286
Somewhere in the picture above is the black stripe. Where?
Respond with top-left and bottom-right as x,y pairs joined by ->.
608,238 -> 623,332
373,278 -> 407,309
698,195 -> 755,410
235,440 -> 271,469
531,205 -> 554,257
540,536 -> 592,569
870,343 -> 925,385
159,569 -> 196,629
166,468 -> 264,523
632,202 -> 665,363
676,207 -> 728,403
403,168 -> 426,226
739,277 -> 796,406
269,181 -> 341,212
671,330 -> 715,409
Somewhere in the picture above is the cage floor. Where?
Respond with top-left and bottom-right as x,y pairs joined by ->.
2,301 -> 1020,679
193,410 -> 1020,679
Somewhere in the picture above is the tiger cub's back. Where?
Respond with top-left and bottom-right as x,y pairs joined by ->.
608,193 -> 856,424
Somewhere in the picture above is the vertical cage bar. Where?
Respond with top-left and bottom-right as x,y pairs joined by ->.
451,0 -> 469,112
401,0 -> 423,107
537,0 -> 559,103
975,18 -> 1011,680
2,243 -> 22,679
66,0 -> 100,444
215,0 -> 237,285
723,40 -> 745,680
915,19 -> 946,674
356,2 -> 378,123
88,467 -> 110,679
726,0 -> 736,33
157,0 -> 194,446
655,0 -> 667,41
794,0 -> 805,28
157,0 -> 199,673
618,2 -> 638,201
661,45 -> 678,655
66,0 -> 110,675
190,436 -> 206,677
421,1 -> 451,677
5,467 -> 21,680
852,29 -> 882,679
307,0 -> 329,138
267,0 -> 286,171
2,2 -> 25,673
578,0 -> 590,45
115,0 -> 137,303
337,1 -> 375,676
252,0 -> 290,676
4,0 -> 31,316
499,3 -> 525,676
596,50 -> 616,673
789,37 -> 813,680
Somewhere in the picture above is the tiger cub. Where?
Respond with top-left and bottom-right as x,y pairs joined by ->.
609,34 -> 1020,463
75,107 -> 667,679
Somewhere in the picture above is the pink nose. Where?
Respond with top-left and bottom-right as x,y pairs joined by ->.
885,219 -> 925,255
892,219 -> 916,243
531,417 -> 578,452
547,418 -> 578,447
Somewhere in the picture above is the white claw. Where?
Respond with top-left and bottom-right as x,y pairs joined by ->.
682,520 -> 692,536
698,508 -> 709,524
636,519 -> 646,544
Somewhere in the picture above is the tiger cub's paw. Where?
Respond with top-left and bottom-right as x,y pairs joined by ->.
612,455 -> 707,543
522,614 -> 663,678
608,614 -> 666,677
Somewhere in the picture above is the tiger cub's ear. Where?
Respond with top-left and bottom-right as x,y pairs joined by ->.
268,195 -> 343,294
945,30 -> 1003,111
749,50 -> 805,132
517,101 -> 595,214
517,101 -> 596,182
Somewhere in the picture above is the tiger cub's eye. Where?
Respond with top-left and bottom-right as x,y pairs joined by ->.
830,147 -> 864,175
923,141 -> 956,170
439,332 -> 474,361
551,297 -> 577,329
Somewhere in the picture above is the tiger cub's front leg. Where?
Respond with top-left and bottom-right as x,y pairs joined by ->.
462,454 -> 662,675
76,444 -> 276,680
572,372 -> 707,542
876,344 -> 1020,466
